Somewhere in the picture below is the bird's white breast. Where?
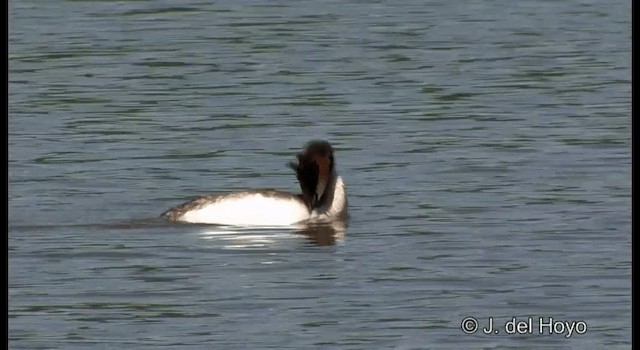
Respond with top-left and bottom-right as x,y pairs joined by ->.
179,193 -> 310,226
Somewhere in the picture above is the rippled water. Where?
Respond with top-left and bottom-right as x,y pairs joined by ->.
9,0 -> 630,348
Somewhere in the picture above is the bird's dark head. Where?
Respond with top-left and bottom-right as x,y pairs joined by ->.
288,140 -> 335,209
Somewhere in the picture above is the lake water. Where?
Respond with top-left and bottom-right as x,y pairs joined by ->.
9,0 -> 631,348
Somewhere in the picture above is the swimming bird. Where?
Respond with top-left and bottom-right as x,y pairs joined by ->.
161,140 -> 348,226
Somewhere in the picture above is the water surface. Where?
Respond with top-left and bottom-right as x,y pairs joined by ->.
9,0 -> 631,348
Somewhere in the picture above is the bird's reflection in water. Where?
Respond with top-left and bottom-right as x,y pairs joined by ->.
196,221 -> 347,248
296,221 -> 347,246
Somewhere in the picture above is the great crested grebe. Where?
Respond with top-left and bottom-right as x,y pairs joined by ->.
161,140 -> 348,226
